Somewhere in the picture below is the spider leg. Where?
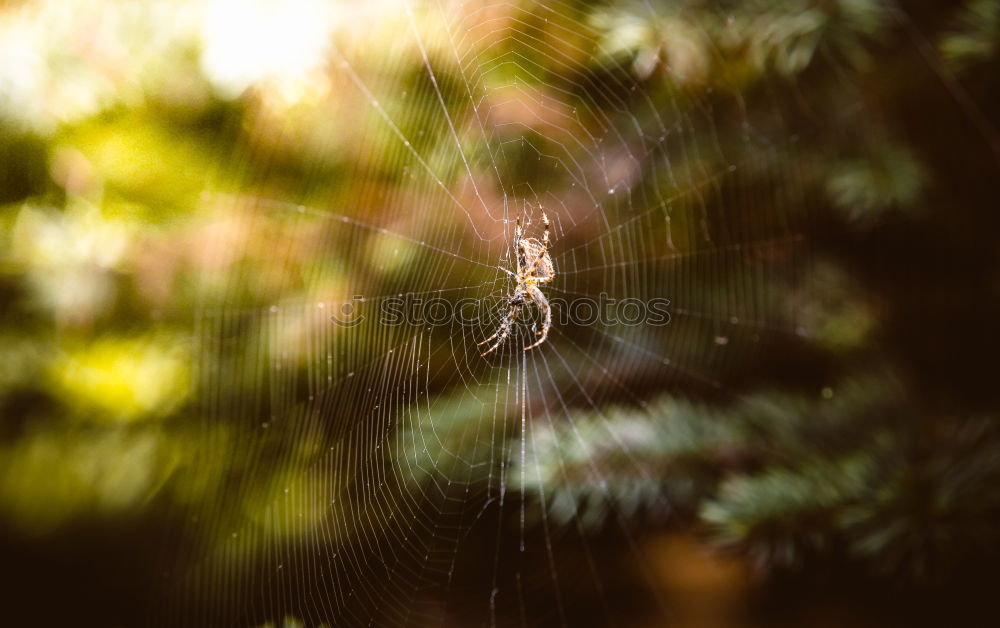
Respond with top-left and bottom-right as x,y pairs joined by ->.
478,301 -> 521,356
477,326 -> 503,346
478,324 -> 509,356
523,285 -> 551,351
514,216 -> 523,278
477,312 -> 509,346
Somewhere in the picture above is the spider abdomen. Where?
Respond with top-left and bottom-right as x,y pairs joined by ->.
519,238 -> 554,282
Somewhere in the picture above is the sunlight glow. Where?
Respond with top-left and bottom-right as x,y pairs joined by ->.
200,0 -> 336,102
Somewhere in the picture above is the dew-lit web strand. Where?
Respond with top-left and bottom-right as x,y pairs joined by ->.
405,0 -> 497,221
197,308 -> 307,572
436,363 -> 499,613
344,340 -> 423,619
487,101 -> 605,204
545,281 -> 805,342
432,1 -> 524,262
518,355 -> 527,554
512,353 -> 569,628
476,313 -> 678,620
632,0 -> 731,188
530,343 -> 672,618
516,248 -> 801,424
250,78 -> 596,628
490,133 -> 597,203
503,14 -> 717,246
453,7 -> 660,226
478,90 -> 702,257
489,76 -> 604,153
390,319 -> 518,469
455,4 -> 670,147
305,462 -> 335,620
464,47 -> 607,155
336,343 -> 404,612
543,325 -> 696,493
180,0 -> 816,624
484,79 -> 603,173
488,361 -> 513,628
190,283 -> 499,344
446,318 -> 491,400
522,366 -> 671,620
244,196 -> 499,271
400,334 -> 453,625
413,338 -> 472,469
200,328 -> 458,620
360,328 -> 524,604
526,350 -> 607,625
458,0 -> 708,260
485,2 -> 688,174
457,24 -> 613,142
556,160 -> 728,262
300,338 -> 568,624
332,44 -> 493,240
465,47 -> 649,217
405,2 -> 532,302
544,116 -> 828,275
464,13 -> 776,402
555,233 -> 805,275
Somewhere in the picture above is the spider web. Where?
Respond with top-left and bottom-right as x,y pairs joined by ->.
162,0 -> 825,625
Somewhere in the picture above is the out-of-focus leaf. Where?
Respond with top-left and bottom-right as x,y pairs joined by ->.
940,0 -> 1000,70
826,143 -> 926,221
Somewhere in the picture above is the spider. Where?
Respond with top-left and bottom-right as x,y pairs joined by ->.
479,211 -> 554,357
